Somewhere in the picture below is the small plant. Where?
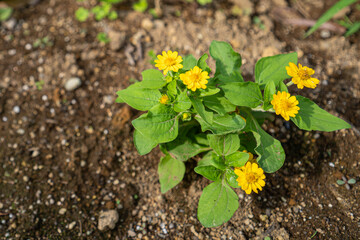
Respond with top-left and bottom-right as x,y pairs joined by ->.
133,0 -> 148,13
337,176 -> 356,189
75,7 -> 90,22
253,16 -> 265,30
97,32 -> 110,43
305,0 -> 360,37
197,0 -> 212,5
75,0 -> 121,22
35,81 -> 45,90
116,41 -> 351,227
33,37 -> 53,48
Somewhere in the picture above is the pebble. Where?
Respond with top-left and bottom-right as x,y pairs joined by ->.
0,202 -> 3,209
8,49 -> 16,56
17,129 -> 25,135
320,30 -> 331,38
4,18 -> 17,30
113,179 -> 119,185
25,43 -> 32,50
329,162 -> 335,167
68,221 -> 76,230
103,95 -> 113,105
108,31 -> 126,51
59,208 -> 67,215
64,77 -> 82,91
141,18 -> 154,31
80,160 -> 86,167
128,230 -> 136,237
13,106 -> 20,114
98,210 -> 119,231
2,116 -> 8,122
23,176 -> 29,182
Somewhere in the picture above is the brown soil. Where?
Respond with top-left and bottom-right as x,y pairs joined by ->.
1,0 -> 360,239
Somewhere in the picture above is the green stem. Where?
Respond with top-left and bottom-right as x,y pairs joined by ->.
286,81 -> 294,87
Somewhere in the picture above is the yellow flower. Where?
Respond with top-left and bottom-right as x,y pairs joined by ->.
286,62 -> 320,89
234,162 -> 266,194
182,112 -> 191,121
271,91 -> 300,121
179,66 -> 209,91
159,94 -> 169,104
154,50 -> 183,75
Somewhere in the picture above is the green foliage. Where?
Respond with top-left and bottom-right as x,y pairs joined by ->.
158,155 -> 185,193
115,40 -> 351,228
0,7 -> 13,22
197,0 -> 212,5
291,96 -> 351,131
304,0 -> 358,37
197,180 -> 239,227
96,32 -> 110,43
345,21 -> 360,37
75,7 -> 89,22
133,0 -> 148,13
33,37 -> 53,48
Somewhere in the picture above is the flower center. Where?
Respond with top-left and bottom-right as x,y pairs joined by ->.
279,100 -> 291,111
190,73 -> 201,82
164,57 -> 176,66
245,172 -> 257,183
298,68 -> 310,80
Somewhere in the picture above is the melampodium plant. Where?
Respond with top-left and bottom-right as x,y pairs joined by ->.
116,41 -> 351,227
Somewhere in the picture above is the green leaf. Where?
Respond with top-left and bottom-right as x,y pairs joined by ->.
225,151 -> 249,167
207,134 -> 240,156
108,10 -> 118,20
255,52 -> 298,88
209,40 -> 242,76
97,32 -> 110,43
291,96 -> 351,131
165,133 -> 209,162
133,129 -> 157,155
278,81 -> 288,93
167,80 -> 177,97
305,0 -> 358,37
139,69 -> 166,89
133,0 -> 148,12
197,0 -> 212,5
182,54 -> 197,70
203,94 -> 236,115
132,105 -> 179,143
194,165 -> 223,181
345,21 -> 360,37
116,83 -> 161,111
198,152 -> 227,170
0,7 -> 13,22
197,180 -> 239,227
174,91 -> 191,112
348,178 -> 356,184
197,53 -> 211,73
263,81 -> 276,110
189,95 -> 213,124
222,82 -> 263,108
92,3 -> 111,21
225,169 -> 241,188
246,112 -> 285,173
336,180 -> 345,185
75,7 -> 89,22
216,72 -> 244,84
158,155 -> 185,193
196,114 -> 246,135
199,87 -> 220,97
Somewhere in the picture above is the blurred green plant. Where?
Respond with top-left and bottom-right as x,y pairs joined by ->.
197,0 -> 212,5
75,7 -> 89,22
97,32 -> 110,43
147,50 -> 157,65
33,36 -> 53,48
133,0 -> 148,13
35,81 -> 45,90
253,16 -> 265,30
0,7 -> 13,21
304,0 -> 359,38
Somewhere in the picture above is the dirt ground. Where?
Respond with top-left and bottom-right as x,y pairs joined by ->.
1,0 -> 360,239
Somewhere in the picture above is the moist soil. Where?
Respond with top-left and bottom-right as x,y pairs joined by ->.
1,0 -> 360,239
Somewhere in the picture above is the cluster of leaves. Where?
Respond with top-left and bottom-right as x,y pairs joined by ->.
116,41 -> 350,227
305,0 -> 360,37
75,0 -> 122,22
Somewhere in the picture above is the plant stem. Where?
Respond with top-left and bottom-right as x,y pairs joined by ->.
286,81 -> 294,87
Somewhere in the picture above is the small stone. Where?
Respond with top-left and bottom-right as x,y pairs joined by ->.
103,95 -> 113,105
59,208 -> 67,215
329,162 -> 335,167
8,49 -> 16,56
141,18 -> 154,31
98,210 -> 119,231
128,230 -> 136,237
320,30 -> 331,39
17,129 -> 25,135
113,179 -> 119,185
108,31 -> 126,51
3,18 -> 17,30
64,77 -> 82,91
23,176 -> 29,182
31,150 -> 40,158
68,221 -> 76,230
25,43 -> 32,50
80,160 -> 86,167
13,106 -> 20,114
0,202 -> 3,209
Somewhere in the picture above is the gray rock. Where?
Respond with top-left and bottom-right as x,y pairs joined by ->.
64,77 -> 81,91
98,210 -> 119,231
4,18 -> 17,30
